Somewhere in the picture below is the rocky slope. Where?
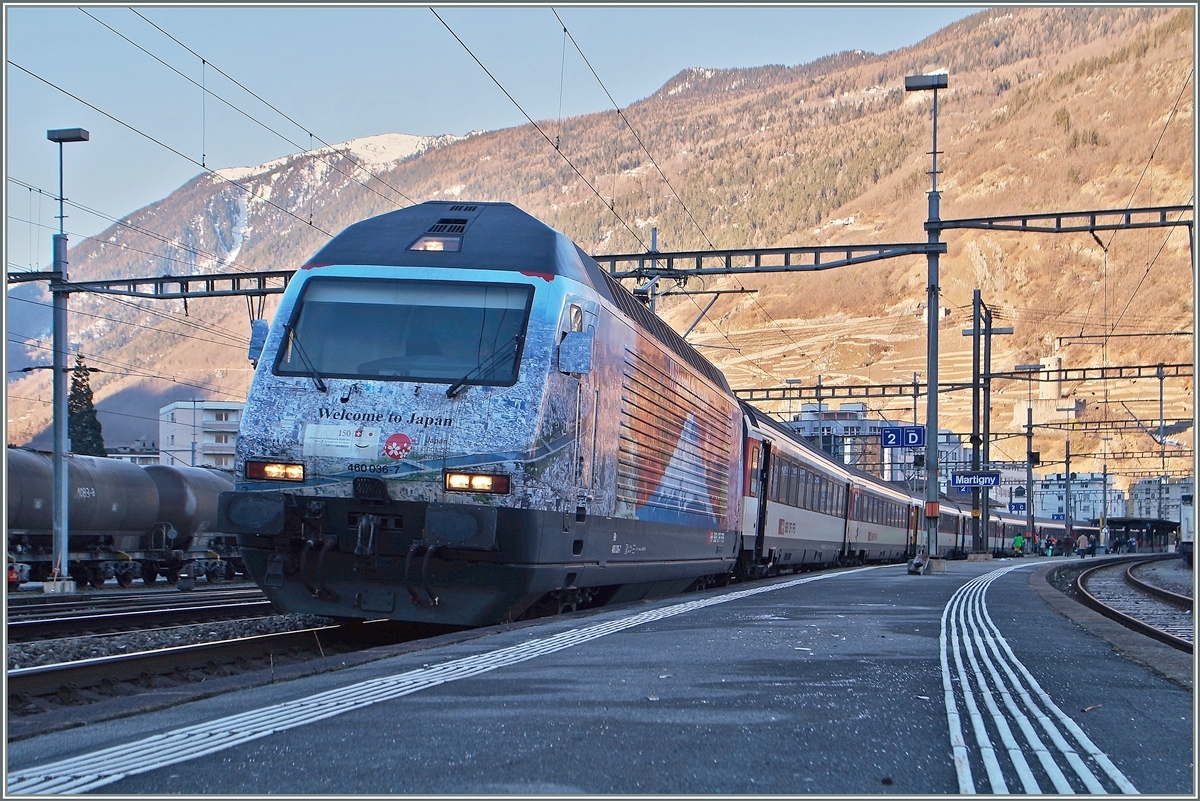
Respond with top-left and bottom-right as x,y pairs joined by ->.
6,7 -> 1193,484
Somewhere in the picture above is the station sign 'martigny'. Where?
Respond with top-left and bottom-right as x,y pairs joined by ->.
950,471 -> 1002,488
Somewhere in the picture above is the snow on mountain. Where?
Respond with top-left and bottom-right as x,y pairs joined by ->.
215,132 -> 463,182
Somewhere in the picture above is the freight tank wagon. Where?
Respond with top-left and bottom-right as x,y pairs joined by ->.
6,447 -> 239,587
219,202 -> 743,626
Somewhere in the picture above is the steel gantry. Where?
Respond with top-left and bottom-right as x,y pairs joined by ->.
733,362 -> 1194,402
9,197 -> 1193,586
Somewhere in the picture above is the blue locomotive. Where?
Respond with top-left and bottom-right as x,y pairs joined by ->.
219,202 -> 743,625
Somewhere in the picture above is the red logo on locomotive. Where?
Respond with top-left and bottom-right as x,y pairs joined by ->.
383,433 -> 413,459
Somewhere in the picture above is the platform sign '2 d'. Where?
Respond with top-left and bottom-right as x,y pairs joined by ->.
880,426 -> 925,448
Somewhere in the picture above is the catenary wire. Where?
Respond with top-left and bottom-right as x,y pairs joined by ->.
10,336 -> 249,397
6,264 -> 254,345
128,8 -> 417,208
430,8 -> 646,250
8,295 -> 247,350
550,7 -> 819,375
82,8 -> 415,212
7,60 -> 334,238
6,394 -> 213,427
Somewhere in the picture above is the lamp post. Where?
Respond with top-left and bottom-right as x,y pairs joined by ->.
1015,364 -> 1042,547
785,378 -> 803,423
46,127 -> 89,594
905,71 -> 947,573
1101,436 -> 1112,550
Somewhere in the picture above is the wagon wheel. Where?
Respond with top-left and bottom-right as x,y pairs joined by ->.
225,561 -> 238,581
204,567 -> 222,584
141,565 -> 159,586
86,568 -> 107,589
116,571 -> 134,588
164,566 -> 182,585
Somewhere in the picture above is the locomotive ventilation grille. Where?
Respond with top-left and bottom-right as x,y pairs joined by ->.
448,204 -> 478,212
617,346 -> 731,519
427,218 -> 469,234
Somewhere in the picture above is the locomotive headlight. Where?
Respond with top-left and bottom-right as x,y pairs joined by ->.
245,460 -> 305,482
444,471 -> 510,494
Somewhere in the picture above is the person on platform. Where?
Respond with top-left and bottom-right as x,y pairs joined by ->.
1012,532 -> 1025,556
1076,532 -> 1090,558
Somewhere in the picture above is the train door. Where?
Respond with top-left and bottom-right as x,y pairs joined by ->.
752,441 -> 773,568
909,504 -> 920,558
565,302 -> 598,515
841,484 -> 856,562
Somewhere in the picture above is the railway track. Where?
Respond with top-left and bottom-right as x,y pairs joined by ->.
6,587 -> 275,642
6,619 -> 443,726
1074,557 -> 1193,653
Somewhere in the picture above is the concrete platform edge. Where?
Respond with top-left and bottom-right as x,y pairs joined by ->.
1026,562 -> 1194,692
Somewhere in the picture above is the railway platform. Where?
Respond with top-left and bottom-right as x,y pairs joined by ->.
6,557 -> 1194,794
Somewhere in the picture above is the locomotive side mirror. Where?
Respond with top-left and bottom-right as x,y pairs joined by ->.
558,330 -> 593,375
248,319 -> 269,364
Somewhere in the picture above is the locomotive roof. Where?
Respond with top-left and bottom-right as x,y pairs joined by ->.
302,201 -> 730,392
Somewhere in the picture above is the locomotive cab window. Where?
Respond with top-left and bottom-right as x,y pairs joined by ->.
275,278 -> 533,387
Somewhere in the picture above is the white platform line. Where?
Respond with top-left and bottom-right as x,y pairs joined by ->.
963,579 -> 1063,792
977,584 -> 1139,794
7,566 -> 881,794
940,593 -> 976,793
942,564 -> 1138,795
955,582 -> 1041,796
947,585 -> 1009,793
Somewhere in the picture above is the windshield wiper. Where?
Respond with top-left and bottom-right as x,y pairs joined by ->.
284,323 -> 328,393
446,333 -> 524,399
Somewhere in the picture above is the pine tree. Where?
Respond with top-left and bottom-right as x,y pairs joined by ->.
68,353 -> 107,456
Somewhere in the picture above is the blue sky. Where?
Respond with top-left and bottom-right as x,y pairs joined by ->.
5,5 -> 982,273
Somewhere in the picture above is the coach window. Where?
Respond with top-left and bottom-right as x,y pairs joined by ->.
749,445 -> 760,496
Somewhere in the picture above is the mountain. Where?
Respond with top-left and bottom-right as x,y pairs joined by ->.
6,7 -> 1193,484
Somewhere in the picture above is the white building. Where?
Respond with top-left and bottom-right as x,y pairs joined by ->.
107,439 -> 160,465
1034,471 -> 1127,523
1128,476 -> 1194,522
159,400 -> 242,470
783,402 -> 962,486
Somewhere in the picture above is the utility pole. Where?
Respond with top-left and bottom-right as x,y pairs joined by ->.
816,375 -> 825,454
964,292 -> 1012,553
904,70 -> 947,573
1015,363 -> 1042,545
981,305 -> 1009,551
1027,403 -> 1036,542
1158,362 -> 1166,522
970,290 -> 982,551
1065,440 -> 1073,547
46,127 -> 90,595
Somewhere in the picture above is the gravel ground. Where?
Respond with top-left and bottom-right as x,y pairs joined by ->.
1134,557 -> 1194,597
6,614 -> 334,671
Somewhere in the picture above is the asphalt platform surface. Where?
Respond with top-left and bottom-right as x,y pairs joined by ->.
6,555 -> 1194,795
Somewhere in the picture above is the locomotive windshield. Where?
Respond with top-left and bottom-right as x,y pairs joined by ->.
275,278 -> 533,386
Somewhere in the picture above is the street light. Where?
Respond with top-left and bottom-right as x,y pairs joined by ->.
46,127 -> 90,594
905,70 -> 947,573
1015,363 -> 1042,546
